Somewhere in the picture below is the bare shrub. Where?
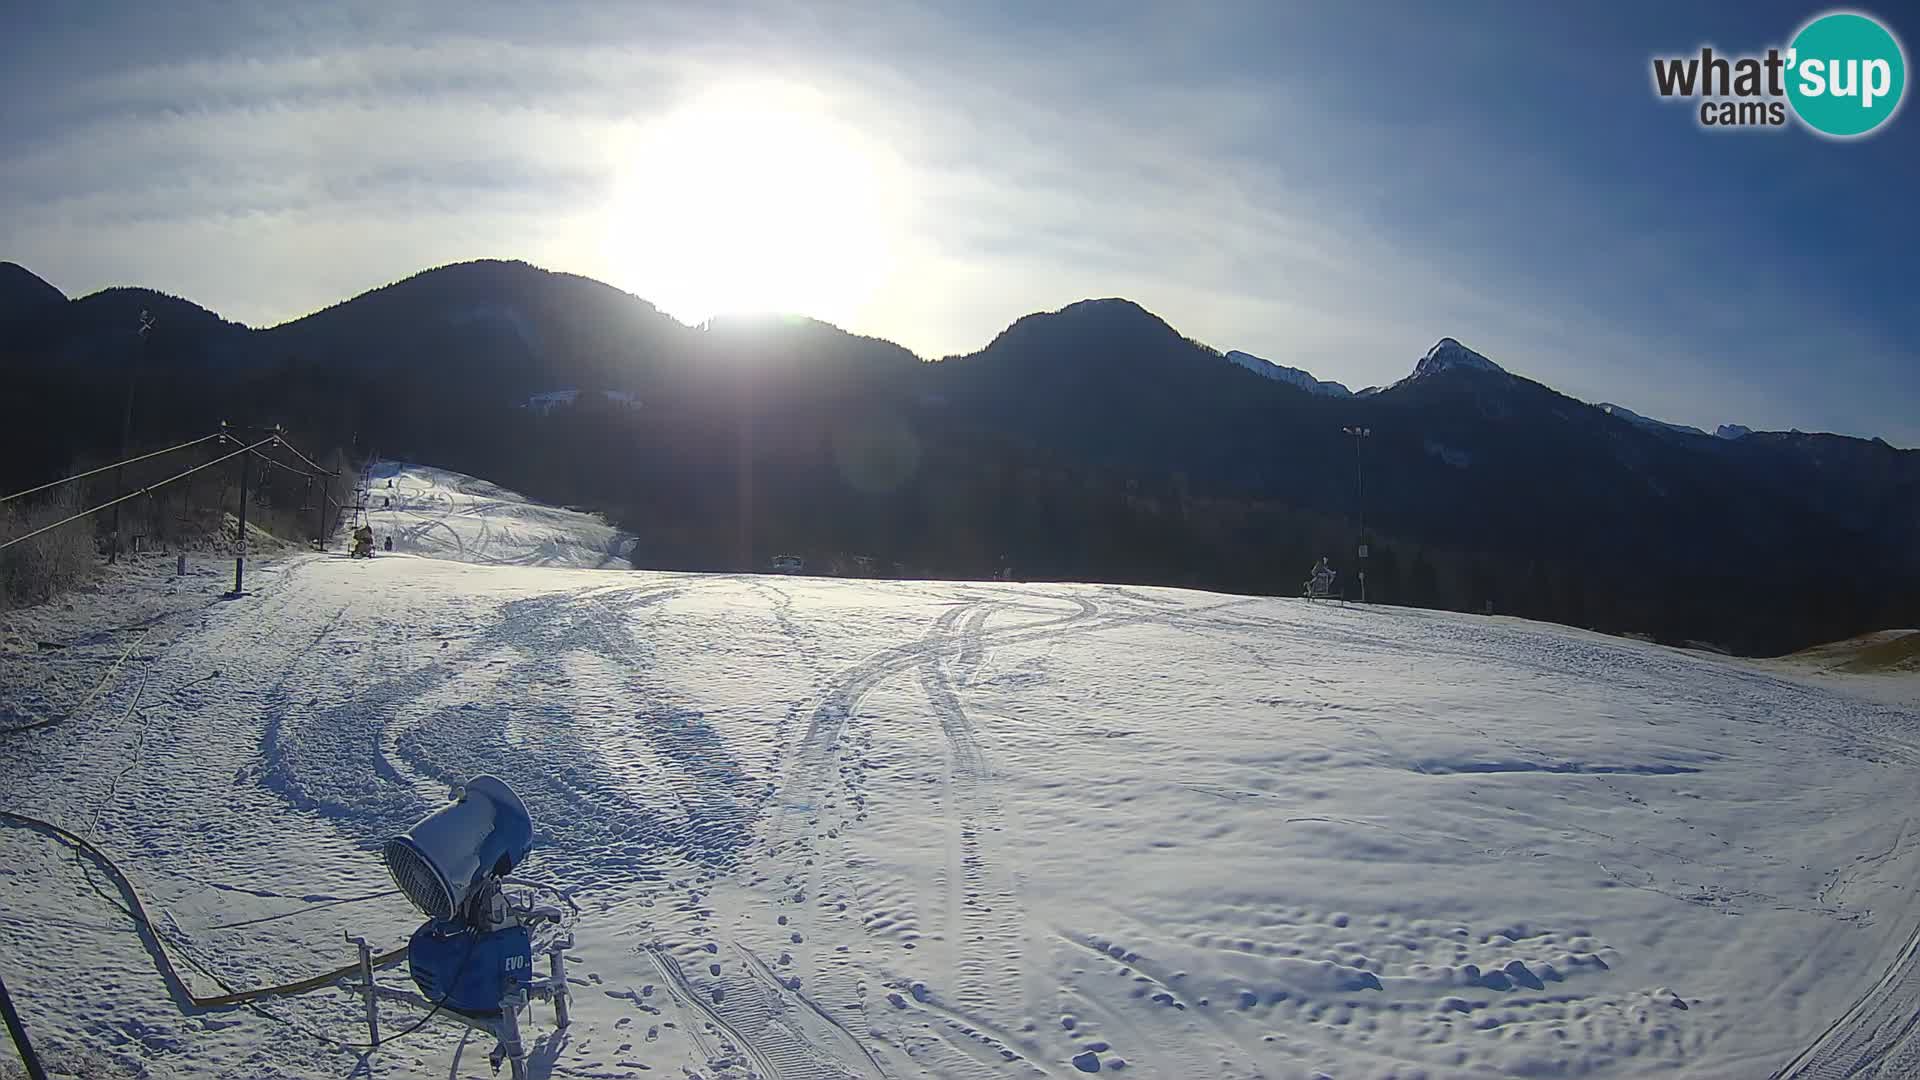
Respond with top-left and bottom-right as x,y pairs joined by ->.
0,490 -> 97,611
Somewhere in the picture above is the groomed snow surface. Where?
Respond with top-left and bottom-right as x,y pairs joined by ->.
2,464 -> 1918,1080
366,461 -> 636,569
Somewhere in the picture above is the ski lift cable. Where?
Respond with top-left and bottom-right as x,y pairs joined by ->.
242,446 -> 318,480
0,431 -> 225,506
268,436 -> 337,477
0,437 -> 276,554
250,433 -> 348,482
251,442 -> 319,476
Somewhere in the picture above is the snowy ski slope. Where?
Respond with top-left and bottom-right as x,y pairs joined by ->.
365,461 -> 635,569
2,464 -> 1918,1080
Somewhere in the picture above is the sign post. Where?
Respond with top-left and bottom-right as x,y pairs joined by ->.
232,449 -> 249,596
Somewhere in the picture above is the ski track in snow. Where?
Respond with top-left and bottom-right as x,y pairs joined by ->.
1,462 -> 1918,1079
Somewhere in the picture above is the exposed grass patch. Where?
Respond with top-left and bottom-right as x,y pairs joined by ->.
1836,631 -> 1920,674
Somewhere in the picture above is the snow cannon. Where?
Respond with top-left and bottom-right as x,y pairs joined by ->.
361,776 -> 573,1079
384,775 -> 533,924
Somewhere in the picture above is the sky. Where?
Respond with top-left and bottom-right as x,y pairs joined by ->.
2,1 -> 1916,444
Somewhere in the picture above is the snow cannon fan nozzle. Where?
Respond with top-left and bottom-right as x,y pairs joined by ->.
382,774 -> 534,923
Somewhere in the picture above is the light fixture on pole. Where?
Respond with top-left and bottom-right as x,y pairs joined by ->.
1342,426 -> 1372,603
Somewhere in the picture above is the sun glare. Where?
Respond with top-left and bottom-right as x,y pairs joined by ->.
600,86 -> 902,330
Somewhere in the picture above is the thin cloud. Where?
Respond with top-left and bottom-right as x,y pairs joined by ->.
0,1 -> 1911,445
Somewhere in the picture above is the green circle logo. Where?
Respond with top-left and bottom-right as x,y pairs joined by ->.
1787,11 -> 1907,137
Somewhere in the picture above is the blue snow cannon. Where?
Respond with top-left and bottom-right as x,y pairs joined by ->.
406,919 -> 535,1016
383,775 -> 538,1015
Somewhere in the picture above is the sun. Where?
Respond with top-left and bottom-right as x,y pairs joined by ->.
599,85 -> 902,329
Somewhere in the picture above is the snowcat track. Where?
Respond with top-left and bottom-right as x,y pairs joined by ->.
647,943 -> 863,1080
1776,914 -> 1920,1078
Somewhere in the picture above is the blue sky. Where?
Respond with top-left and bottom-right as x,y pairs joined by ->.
2,1 -> 1915,444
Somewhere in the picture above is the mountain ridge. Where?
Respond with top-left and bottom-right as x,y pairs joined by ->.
3,256 -> 1914,656
0,256 -> 1880,448
0,261 -> 67,326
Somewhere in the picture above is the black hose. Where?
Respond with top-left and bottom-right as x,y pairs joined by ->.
0,970 -> 49,1080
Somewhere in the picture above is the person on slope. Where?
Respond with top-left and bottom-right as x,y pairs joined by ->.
352,522 -> 375,558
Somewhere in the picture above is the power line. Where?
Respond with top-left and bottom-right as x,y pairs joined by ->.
0,436 -> 276,554
0,432 -> 225,507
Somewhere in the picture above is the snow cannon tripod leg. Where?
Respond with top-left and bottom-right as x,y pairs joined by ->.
493,992 -> 529,1080
550,946 -> 571,1028
345,933 -> 378,1045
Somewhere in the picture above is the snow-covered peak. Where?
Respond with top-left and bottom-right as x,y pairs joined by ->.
1598,403 -> 1707,438
1715,424 -> 1752,441
524,389 -> 580,412
1223,350 -> 1352,397
520,388 -> 640,414
1409,337 -> 1506,380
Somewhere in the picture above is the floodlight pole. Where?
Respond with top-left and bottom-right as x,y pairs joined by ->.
1342,426 -> 1372,603
110,311 -> 155,564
